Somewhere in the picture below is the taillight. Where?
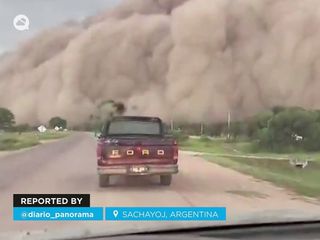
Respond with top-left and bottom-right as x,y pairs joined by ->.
97,142 -> 104,165
97,141 -> 104,164
173,142 -> 178,163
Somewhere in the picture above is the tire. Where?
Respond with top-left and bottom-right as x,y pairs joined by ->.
160,175 -> 172,186
99,175 -> 110,187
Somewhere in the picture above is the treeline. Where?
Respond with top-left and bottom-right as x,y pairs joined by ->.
169,106 -> 320,152
4,103 -> 320,152
0,107 -> 68,132
249,107 -> 320,152
0,100 -> 125,133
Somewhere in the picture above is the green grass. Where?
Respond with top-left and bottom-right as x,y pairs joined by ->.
205,155 -> 320,198
180,138 -> 230,154
181,138 -> 320,198
0,135 -> 39,151
180,138 -> 260,155
0,131 -> 71,151
180,138 -> 320,162
35,131 -> 70,141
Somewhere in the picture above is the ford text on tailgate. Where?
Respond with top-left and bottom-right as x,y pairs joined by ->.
96,116 -> 178,187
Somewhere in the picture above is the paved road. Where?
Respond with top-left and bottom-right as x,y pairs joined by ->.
0,133 -> 319,237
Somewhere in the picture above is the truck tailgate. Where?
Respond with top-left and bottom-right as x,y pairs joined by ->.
98,137 -> 178,165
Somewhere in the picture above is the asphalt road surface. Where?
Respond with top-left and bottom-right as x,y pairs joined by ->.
0,132 -> 319,236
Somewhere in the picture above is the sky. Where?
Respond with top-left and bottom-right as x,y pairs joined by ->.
0,0 -> 121,53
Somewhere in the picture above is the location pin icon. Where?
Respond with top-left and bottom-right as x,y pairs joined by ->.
113,210 -> 119,218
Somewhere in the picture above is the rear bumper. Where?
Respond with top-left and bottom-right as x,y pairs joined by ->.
97,164 -> 178,176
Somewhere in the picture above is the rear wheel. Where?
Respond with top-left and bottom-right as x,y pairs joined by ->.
160,175 -> 172,186
99,175 -> 110,187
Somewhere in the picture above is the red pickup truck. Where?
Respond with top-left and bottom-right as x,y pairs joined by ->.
96,116 -> 179,187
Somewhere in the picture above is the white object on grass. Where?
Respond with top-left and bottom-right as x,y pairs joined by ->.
37,125 -> 47,133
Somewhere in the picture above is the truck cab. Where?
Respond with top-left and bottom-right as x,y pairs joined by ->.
96,116 -> 178,187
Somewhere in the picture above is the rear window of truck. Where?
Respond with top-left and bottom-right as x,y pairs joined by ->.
106,119 -> 161,135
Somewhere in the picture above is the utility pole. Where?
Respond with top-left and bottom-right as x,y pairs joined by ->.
200,123 -> 204,136
170,120 -> 174,132
227,111 -> 231,140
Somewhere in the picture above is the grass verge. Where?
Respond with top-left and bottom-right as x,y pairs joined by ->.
180,138 -> 230,154
180,138 -> 320,162
205,155 -> 320,198
0,131 -> 71,151
181,138 -> 320,198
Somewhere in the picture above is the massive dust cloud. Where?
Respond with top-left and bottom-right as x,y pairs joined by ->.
1,0 -> 320,126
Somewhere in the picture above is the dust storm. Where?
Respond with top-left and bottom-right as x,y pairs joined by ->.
1,0 -> 320,125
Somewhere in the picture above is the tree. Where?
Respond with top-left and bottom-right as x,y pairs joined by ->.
96,100 -> 126,121
272,106 -> 286,115
229,122 -> 244,140
114,102 -> 126,115
49,117 -> 67,129
247,111 -> 273,137
269,109 -> 316,145
0,108 -> 15,130
14,124 -> 31,134
304,122 -> 320,151
87,100 -> 127,132
255,108 -> 320,151
206,123 -> 225,136
256,127 -> 273,149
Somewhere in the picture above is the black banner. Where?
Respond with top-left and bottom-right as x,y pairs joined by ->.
13,194 -> 90,207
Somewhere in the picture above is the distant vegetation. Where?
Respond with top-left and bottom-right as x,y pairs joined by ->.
3,104 -> 320,153
73,100 -> 126,132
0,107 -> 69,132
0,108 -> 15,130
0,100 -> 126,134
49,117 -> 67,129
176,107 -> 320,198
0,107 -> 71,151
251,107 -> 320,152
170,106 -> 320,153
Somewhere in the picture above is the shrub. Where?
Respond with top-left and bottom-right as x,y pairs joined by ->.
172,130 -> 189,143
0,138 -> 19,150
200,135 -> 211,142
